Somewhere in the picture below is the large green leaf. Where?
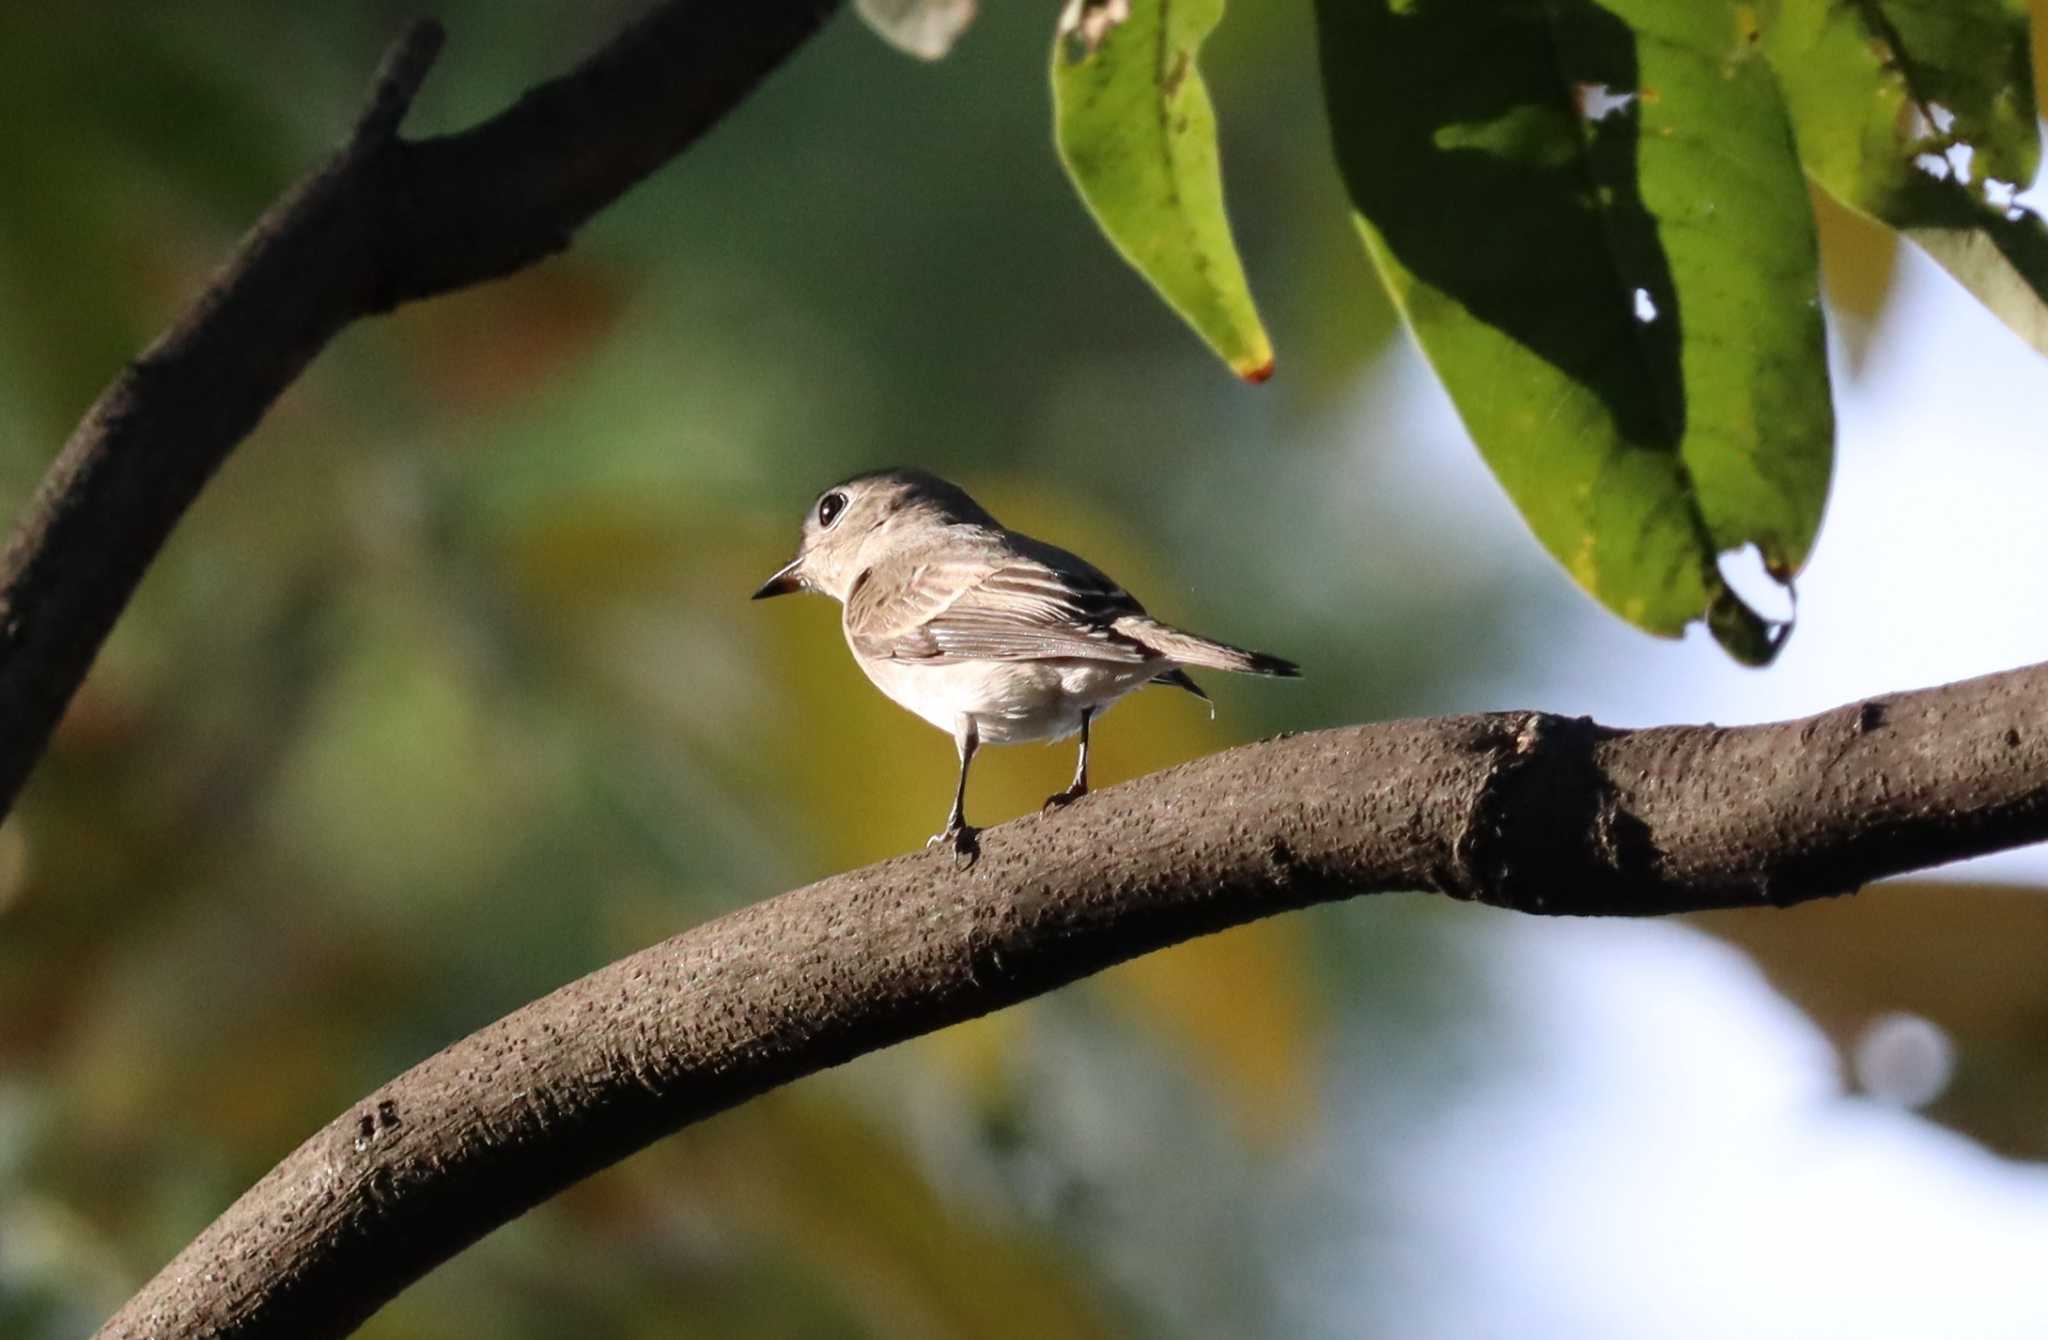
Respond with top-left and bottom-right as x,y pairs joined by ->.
1053,0 -> 1275,381
1315,0 -> 1834,663
1764,0 -> 2048,357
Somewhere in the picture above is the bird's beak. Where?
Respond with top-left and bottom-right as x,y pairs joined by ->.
751,557 -> 804,600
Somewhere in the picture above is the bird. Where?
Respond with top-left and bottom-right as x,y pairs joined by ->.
752,468 -> 1301,861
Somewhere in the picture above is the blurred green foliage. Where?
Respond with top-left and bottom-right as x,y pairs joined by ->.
0,4 -> 1446,1335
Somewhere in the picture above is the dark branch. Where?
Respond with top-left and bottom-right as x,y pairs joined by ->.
345,19 -> 446,152
96,661 -> 2048,1339
0,0 -> 842,823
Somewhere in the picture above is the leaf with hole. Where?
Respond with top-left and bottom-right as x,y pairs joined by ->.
1314,0 -> 1833,663
1765,0 -> 2048,356
1052,0 -> 1274,381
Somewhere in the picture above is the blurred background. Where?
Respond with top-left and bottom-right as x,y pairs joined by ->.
4,3 -> 2048,1336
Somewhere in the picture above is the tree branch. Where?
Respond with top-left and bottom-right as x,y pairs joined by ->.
97,661 -> 2048,1339
0,0 -> 842,823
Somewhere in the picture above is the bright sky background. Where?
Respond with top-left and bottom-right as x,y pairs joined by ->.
1313,240 -> 2048,1337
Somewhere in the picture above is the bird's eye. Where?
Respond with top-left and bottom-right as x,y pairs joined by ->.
816,491 -> 847,528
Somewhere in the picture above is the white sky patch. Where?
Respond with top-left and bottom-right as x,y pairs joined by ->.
1576,83 -> 1639,123
1318,919 -> 2048,1340
1914,152 -> 1952,180
1716,542 -> 1794,624
1948,140 -> 1977,185
1853,1012 -> 1957,1110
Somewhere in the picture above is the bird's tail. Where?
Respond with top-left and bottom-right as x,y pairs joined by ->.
1117,618 -> 1302,677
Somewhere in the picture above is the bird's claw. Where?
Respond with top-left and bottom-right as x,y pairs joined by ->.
927,823 -> 981,868
1041,784 -> 1088,813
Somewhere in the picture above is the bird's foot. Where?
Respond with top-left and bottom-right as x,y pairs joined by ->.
1041,782 -> 1088,813
927,823 -> 981,868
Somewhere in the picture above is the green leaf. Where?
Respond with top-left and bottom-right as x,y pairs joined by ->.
1314,0 -> 1833,662
1053,0 -> 1275,381
1763,0 -> 2048,357
1900,194 -> 2048,353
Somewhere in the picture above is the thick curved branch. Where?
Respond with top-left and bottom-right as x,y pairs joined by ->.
98,662 -> 2048,1338
0,1 -> 841,822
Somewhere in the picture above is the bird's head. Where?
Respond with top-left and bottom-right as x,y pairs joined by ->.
752,468 -> 996,603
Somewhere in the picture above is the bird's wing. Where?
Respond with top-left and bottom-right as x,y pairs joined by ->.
847,550 -> 1159,666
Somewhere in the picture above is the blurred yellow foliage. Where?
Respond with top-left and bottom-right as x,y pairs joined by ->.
1101,918 -> 1320,1145
649,1094 -> 1121,1339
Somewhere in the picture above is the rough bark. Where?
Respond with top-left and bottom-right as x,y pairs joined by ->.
97,660 -> 2048,1339
0,0 -> 842,824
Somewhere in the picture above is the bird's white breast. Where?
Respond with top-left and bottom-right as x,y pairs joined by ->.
853,647 -> 1163,744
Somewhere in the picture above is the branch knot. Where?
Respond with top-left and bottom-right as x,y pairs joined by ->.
1452,711 -> 1650,915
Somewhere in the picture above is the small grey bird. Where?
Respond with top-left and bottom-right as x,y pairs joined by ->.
753,468 -> 1300,859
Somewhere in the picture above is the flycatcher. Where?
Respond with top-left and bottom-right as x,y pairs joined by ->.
754,468 -> 1300,859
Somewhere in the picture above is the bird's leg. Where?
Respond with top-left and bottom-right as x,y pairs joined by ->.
1043,708 -> 1092,811
928,718 -> 980,865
